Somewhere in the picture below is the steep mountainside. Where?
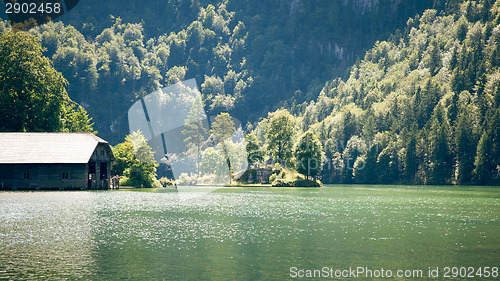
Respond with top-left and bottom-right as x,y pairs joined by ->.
0,0 -> 440,143
274,0 -> 500,185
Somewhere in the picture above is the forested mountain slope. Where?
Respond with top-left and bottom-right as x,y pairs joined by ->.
272,0 -> 500,185
0,0 -> 440,143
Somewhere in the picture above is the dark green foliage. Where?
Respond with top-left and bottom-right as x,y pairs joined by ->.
245,133 -> 264,167
353,142 -> 379,184
4,0 -> 500,186
0,31 -> 65,132
250,1 -> 500,186
455,17 -> 468,41
376,141 -> 400,184
403,134 -> 417,183
474,130 -> 492,185
269,167 -> 321,187
272,177 -> 321,187
295,131 -> 323,179
342,135 -> 365,183
456,111 -> 477,185
0,31 -> 94,133
426,105 -> 453,185
341,111 -> 358,148
448,91 -> 459,125
0,0 -> 442,143
428,42 -> 442,76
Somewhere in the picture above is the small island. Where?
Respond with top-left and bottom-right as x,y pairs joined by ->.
239,167 -> 321,187
237,115 -> 324,188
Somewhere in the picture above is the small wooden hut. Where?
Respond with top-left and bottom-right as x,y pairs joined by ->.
0,133 -> 115,190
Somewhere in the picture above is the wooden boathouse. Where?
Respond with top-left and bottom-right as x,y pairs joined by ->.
0,133 -> 115,190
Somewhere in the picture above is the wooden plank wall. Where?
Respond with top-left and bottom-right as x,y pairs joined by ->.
0,164 -> 87,190
0,144 -> 114,190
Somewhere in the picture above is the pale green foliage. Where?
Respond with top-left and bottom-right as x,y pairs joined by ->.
211,112 -> 236,142
200,145 -> 227,177
226,139 -> 247,173
199,140 -> 246,183
128,131 -> 156,163
182,96 -> 208,174
210,112 -> 237,181
165,66 -> 187,85
113,131 -> 158,187
264,109 -> 296,166
111,141 -> 134,176
342,135 -> 367,183
6,0 -> 443,145
61,102 -> 96,133
252,3 -> 500,185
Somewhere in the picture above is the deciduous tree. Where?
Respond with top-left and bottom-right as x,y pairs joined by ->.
182,96 -> 208,175
295,131 -> 323,179
265,109 -> 296,166
0,31 -> 93,132
245,133 -> 264,167
113,131 -> 158,187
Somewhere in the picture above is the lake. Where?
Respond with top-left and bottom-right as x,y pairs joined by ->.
0,185 -> 499,280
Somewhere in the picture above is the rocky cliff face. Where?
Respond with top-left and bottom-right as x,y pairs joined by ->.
344,0 -> 403,14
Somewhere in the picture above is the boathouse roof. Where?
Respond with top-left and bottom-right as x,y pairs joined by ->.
0,133 -> 113,164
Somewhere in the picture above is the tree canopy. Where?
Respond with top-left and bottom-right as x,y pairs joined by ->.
295,131 -> 323,179
0,31 -> 94,133
264,109 -> 296,166
0,0 -> 442,143
112,131 -> 158,187
247,1 -> 500,186
2,0 -> 500,186
182,96 -> 208,175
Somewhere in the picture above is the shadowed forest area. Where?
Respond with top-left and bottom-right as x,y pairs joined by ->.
1,0 -> 499,185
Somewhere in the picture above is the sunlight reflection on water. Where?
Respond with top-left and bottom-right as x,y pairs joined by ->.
0,186 -> 498,280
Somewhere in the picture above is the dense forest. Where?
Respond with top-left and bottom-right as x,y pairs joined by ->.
1,0 -> 500,186
1,0 -> 441,144
250,0 -> 500,185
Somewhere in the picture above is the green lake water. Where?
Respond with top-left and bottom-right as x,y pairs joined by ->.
0,185 -> 499,280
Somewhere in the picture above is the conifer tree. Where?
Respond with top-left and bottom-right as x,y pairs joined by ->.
456,111 -> 476,185
428,42 -> 441,76
354,142 -> 379,184
342,136 -> 365,183
377,141 -> 400,184
474,130 -> 492,185
427,105 -> 453,185
404,134 -> 417,183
